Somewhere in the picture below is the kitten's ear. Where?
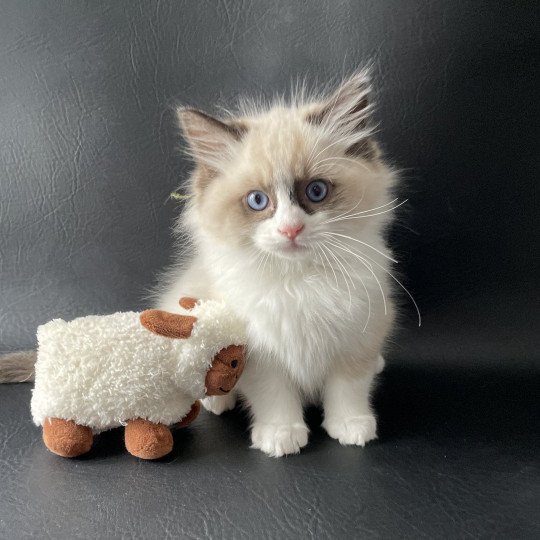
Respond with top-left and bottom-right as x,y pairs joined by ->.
306,68 -> 379,159
177,108 -> 246,171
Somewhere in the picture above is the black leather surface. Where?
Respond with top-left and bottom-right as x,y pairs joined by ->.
1,366 -> 538,538
1,1 -> 539,538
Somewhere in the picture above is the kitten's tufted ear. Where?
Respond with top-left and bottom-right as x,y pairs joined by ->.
306,68 -> 379,160
177,108 -> 246,171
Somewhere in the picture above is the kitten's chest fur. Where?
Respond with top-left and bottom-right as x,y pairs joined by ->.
209,251 -> 388,394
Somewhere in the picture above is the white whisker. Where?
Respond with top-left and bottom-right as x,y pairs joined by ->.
321,198 -> 401,224
318,243 -> 339,289
312,155 -> 370,172
256,251 -> 270,276
323,243 -> 355,291
357,274 -> 371,332
313,246 -> 330,282
327,244 -> 372,332
360,252 -> 421,327
321,198 -> 365,225
323,238 -> 387,316
325,199 -> 408,223
321,243 -> 353,310
322,236 -> 374,271
323,244 -> 357,291
323,236 -> 421,327
322,232 -> 397,263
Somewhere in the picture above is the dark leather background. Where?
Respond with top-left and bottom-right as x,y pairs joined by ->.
0,1 -> 538,538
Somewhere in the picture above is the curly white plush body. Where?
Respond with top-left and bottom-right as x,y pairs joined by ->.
31,301 -> 246,432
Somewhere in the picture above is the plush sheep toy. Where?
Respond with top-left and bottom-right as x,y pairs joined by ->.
31,297 -> 246,460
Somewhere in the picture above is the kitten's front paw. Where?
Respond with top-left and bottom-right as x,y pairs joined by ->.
323,415 -> 377,446
202,393 -> 237,415
251,423 -> 309,457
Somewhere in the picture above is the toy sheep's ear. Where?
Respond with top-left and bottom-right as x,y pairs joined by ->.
179,297 -> 198,310
140,310 -> 197,339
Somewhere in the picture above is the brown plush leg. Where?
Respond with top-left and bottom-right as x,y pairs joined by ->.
42,417 -> 93,458
177,401 -> 201,428
124,419 -> 173,460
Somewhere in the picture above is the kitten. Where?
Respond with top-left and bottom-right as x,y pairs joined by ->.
156,69 -> 410,457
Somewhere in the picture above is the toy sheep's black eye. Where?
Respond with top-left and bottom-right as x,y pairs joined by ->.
306,180 -> 328,202
231,360 -> 238,368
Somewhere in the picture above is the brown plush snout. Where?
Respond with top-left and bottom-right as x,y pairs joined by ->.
205,345 -> 245,396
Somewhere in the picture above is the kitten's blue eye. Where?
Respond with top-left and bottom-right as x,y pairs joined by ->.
306,180 -> 328,202
246,191 -> 269,211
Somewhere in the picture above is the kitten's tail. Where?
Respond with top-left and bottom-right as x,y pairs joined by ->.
0,351 -> 36,383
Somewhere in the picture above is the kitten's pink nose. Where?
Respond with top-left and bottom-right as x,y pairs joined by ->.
279,224 -> 304,240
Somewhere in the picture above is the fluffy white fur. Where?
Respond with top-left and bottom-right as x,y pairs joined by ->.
157,70 -> 414,456
31,301 -> 246,432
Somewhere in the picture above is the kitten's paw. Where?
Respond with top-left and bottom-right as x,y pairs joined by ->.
323,415 -> 377,446
250,422 -> 309,457
202,393 -> 237,416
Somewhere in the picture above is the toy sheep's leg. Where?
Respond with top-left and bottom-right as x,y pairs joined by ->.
42,417 -> 93,458
124,419 -> 173,459
177,401 -> 201,428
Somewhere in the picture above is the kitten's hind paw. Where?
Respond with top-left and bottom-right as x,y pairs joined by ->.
323,415 -> 377,446
202,393 -> 237,415
251,422 -> 309,457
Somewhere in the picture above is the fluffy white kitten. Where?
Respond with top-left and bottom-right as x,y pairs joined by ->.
157,70 -> 406,457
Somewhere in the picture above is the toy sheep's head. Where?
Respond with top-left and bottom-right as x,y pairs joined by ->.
139,297 -> 246,396
204,343 -> 245,395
